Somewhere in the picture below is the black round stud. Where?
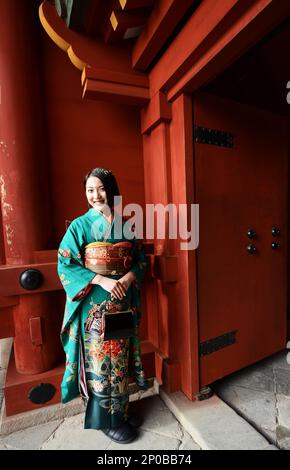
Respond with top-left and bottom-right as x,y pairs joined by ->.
271,227 -> 280,237
247,229 -> 257,239
19,269 -> 43,290
271,242 -> 280,250
28,383 -> 56,404
247,244 -> 257,254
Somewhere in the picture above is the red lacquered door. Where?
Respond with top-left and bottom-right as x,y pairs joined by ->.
193,92 -> 288,386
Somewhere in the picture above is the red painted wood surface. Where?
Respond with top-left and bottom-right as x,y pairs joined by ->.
194,92 -> 288,386
141,91 -> 171,135
0,0 -> 63,376
0,263 -> 61,296
142,122 -> 171,361
0,0 -> 52,265
41,30 -> 146,244
0,308 -> 15,339
168,0 -> 290,101
168,94 -> 199,399
132,0 -> 195,71
5,356 -> 64,416
13,292 -> 64,374
146,0 -> 290,101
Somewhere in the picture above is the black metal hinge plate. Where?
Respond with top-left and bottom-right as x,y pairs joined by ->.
194,126 -> 234,148
199,330 -> 237,356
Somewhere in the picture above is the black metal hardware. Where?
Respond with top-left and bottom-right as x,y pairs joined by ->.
194,126 -> 234,148
199,330 -> 237,356
28,383 -> 56,404
247,229 -> 257,239
197,386 -> 214,401
247,244 -> 256,254
19,269 -> 43,290
271,242 -> 280,250
271,227 -> 280,237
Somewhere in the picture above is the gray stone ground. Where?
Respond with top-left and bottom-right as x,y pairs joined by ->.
212,349 -> 290,450
0,395 -> 201,451
0,337 -> 289,450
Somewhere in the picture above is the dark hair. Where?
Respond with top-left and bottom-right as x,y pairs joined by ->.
83,168 -> 120,208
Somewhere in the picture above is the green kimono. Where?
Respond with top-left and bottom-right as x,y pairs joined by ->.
57,208 -> 148,429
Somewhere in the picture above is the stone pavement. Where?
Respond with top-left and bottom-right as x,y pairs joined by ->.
212,348 -> 290,450
0,339 -> 289,450
0,395 -> 201,451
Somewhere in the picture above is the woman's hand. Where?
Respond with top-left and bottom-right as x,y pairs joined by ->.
91,274 -> 126,300
118,271 -> 136,292
91,272 -> 136,300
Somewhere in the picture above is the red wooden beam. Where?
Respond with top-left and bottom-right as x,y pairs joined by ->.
82,65 -> 150,105
147,0 -> 290,101
141,91 -> 171,134
132,0 -> 195,71
0,263 -> 61,296
83,79 -> 150,105
81,65 -> 149,88
0,296 -> 19,308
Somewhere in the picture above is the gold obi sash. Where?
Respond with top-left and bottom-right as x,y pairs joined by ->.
84,241 -> 133,276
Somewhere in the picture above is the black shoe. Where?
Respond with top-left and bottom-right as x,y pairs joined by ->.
127,414 -> 143,428
102,422 -> 137,444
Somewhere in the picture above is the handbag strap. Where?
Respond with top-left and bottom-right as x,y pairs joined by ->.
104,291 -> 131,311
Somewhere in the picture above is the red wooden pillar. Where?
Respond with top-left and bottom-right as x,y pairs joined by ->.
0,0 -> 60,374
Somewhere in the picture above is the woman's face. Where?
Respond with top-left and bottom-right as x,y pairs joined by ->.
86,176 -> 108,212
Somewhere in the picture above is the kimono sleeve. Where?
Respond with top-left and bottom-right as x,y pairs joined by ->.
129,238 -> 147,289
57,220 -> 96,301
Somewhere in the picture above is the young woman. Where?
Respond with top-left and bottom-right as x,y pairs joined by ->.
57,168 -> 148,444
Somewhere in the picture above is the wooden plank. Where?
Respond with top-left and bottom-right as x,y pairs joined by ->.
0,263 -> 61,296
155,255 -> 178,283
4,356 -> 64,416
169,94 -> 199,399
150,0 -> 240,95
147,0 -> 290,100
132,0 -> 195,70
33,250 -> 57,263
141,91 -> 171,134
81,65 -> 149,88
0,296 -> 19,308
83,77 -> 150,105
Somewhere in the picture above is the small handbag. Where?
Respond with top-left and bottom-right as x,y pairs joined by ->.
102,308 -> 135,341
98,292 -> 135,341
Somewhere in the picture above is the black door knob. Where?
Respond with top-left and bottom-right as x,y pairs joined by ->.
247,244 -> 256,254
247,229 -> 257,239
19,269 -> 43,290
271,242 -> 280,250
271,227 -> 280,236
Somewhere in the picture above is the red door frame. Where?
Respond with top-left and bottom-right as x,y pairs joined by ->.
141,0 -> 290,400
